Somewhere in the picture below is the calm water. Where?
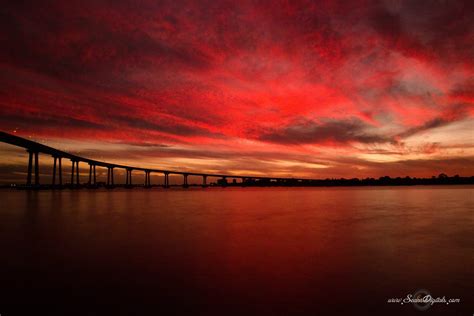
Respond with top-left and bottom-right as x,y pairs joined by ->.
1,186 -> 473,315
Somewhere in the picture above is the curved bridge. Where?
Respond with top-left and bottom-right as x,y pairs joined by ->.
0,131 -> 310,188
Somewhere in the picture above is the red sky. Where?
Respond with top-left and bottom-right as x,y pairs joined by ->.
0,0 -> 473,181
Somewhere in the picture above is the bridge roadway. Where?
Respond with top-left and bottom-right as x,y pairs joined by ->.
0,131 -> 309,188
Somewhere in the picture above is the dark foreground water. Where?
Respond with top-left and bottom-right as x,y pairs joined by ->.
0,186 -> 473,315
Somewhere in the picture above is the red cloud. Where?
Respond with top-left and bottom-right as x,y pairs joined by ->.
0,0 -> 472,179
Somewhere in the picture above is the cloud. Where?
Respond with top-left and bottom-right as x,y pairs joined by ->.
370,0 -> 474,63
259,118 -> 391,145
397,103 -> 473,138
398,117 -> 452,138
110,115 -> 223,138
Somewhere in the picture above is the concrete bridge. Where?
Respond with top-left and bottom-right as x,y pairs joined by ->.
0,131 -> 311,188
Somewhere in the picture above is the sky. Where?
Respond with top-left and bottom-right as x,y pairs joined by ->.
0,0 -> 473,182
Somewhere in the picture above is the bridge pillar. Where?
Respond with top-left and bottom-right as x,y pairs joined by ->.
58,157 -> 62,186
202,175 -> 207,187
164,172 -> 169,188
111,168 -> 114,186
25,150 -> 40,186
75,161 -> 80,186
88,164 -> 92,185
221,176 -> 227,187
34,152 -> 39,185
70,160 -> 75,186
125,169 -> 133,187
26,150 -> 33,185
183,174 -> 189,188
93,165 -> 96,185
51,156 -> 62,187
52,156 -> 57,186
106,167 -> 115,187
145,171 -> 151,187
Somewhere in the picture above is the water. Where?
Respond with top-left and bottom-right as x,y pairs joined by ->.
0,186 -> 473,315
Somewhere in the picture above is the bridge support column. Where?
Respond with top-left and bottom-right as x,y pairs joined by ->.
52,156 -> 57,186
25,150 -> 40,186
88,164 -> 92,185
87,164 -> 96,187
164,172 -> 169,188
51,156 -> 63,187
145,171 -> 151,187
34,152 -> 39,185
26,150 -> 33,185
107,167 -> 114,187
93,165 -> 96,185
75,161 -> 80,186
71,160 -> 75,186
221,176 -> 227,187
58,157 -> 62,187
202,175 -> 207,188
125,169 -> 132,187
183,174 -> 188,188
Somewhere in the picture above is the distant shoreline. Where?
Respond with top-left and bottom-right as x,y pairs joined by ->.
1,175 -> 473,190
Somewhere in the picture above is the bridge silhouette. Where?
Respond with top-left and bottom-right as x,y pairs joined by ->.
3,131 -> 472,189
0,131 -> 312,188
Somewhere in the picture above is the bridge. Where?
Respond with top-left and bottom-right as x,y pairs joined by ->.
0,131 -> 312,188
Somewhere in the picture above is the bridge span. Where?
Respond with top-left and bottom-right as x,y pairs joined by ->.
0,131 -> 311,188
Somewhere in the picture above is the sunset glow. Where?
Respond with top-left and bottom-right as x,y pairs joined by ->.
1,0 -> 473,180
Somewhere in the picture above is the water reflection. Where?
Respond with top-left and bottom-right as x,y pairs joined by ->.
0,186 -> 472,315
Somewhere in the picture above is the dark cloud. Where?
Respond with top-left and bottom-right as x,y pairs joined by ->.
398,117 -> 450,138
0,0 -> 214,92
0,112 -> 107,132
398,103 -> 472,138
450,79 -> 474,99
259,118 -> 391,145
371,4 -> 402,39
370,0 -> 474,63
111,115 -> 222,138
